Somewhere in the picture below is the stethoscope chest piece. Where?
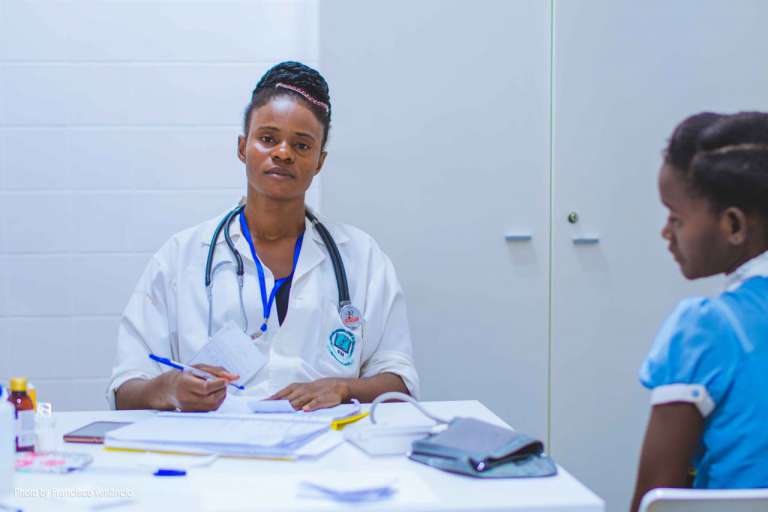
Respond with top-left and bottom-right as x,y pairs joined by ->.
339,303 -> 363,330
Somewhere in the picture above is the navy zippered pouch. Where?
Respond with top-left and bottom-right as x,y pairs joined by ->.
409,417 -> 557,478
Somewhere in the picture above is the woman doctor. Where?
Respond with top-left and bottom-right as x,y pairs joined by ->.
108,61 -> 419,412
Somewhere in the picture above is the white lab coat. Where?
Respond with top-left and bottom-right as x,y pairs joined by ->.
107,208 -> 419,408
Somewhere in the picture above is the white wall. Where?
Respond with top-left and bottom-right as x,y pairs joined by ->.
0,0 -> 319,410
319,0 -> 553,442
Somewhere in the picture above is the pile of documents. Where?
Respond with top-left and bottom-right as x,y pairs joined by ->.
104,401 -> 364,458
105,412 -> 329,457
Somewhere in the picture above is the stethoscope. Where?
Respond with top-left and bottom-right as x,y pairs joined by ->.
204,204 -> 362,339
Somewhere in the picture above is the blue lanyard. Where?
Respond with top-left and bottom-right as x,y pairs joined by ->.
239,211 -> 304,334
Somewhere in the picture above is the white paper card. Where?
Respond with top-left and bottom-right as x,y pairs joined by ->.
297,475 -> 397,503
189,322 -> 267,386
216,394 -> 254,413
217,397 -> 362,419
195,471 -> 436,510
249,399 -> 295,413
247,400 -> 362,419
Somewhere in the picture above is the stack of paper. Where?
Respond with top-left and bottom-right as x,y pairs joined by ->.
217,395 -> 362,420
104,412 -> 329,457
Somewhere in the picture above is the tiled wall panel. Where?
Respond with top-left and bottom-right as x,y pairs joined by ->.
0,0 -> 319,410
0,1 -> 317,63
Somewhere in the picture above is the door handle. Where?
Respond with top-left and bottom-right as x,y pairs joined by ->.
572,236 -> 600,245
505,233 -> 533,242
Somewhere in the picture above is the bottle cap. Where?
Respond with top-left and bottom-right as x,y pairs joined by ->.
28,382 -> 37,409
10,377 -> 28,392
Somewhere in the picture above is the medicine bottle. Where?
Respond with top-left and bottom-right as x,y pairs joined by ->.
7,378 -> 35,452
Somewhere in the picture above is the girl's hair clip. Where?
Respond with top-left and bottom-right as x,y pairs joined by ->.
275,83 -> 329,113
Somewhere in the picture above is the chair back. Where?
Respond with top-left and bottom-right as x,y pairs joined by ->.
640,488 -> 768,512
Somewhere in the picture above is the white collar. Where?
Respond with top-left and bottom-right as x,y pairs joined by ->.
725,250 -> 768,291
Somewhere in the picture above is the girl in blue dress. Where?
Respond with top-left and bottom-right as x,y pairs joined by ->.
631,112 -> 768,511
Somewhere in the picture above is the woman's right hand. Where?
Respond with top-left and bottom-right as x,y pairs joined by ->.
153,365 -> 239,412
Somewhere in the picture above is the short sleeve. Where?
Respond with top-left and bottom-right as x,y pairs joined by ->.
639,297 -> 742,417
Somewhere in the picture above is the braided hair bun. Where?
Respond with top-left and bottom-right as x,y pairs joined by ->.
243,61 -> 331,147
665,112 -> 768,226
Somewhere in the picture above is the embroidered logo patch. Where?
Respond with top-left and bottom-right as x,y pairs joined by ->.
328,329 -> 356,366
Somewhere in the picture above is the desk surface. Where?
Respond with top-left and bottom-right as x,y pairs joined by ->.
7,401 -> 604,512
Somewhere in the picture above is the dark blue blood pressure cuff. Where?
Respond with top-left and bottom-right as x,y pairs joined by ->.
409,417 -> 557,478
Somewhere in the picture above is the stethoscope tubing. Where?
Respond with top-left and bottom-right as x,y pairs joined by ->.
224,207 -> 245,277
305,208 -> 351,306
205,204 -> 352,338
204,204 -> 245,287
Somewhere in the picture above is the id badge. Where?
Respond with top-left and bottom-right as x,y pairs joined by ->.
189,322 -> 267,387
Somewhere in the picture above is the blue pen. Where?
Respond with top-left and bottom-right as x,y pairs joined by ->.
149,354 -> 245,390
154,468 -> 187,477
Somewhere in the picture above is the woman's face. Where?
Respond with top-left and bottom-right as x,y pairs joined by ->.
658,164 -> 733,279
238,96 -> 326,202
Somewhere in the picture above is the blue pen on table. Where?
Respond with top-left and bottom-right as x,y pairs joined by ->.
149,354 -> 245,390
153,468 -> 187,477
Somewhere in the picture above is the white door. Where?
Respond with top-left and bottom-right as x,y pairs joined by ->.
319,0 -> 552,439
551,1 -> 768,510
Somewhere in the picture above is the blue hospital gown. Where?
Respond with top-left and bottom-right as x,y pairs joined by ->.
639,276 -> 768,489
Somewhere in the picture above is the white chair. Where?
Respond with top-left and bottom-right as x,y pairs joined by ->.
640,488 -> 768,512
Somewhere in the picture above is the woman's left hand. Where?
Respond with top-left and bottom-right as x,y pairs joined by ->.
269,378 -> 351,411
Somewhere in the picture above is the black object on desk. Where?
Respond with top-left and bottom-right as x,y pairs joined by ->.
409,417 -> 557,478
63,421 -> 132,444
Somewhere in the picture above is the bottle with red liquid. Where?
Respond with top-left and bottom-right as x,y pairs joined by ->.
7,377 -> 35,452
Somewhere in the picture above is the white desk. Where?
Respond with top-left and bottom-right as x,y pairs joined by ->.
7,401 -> 603,512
